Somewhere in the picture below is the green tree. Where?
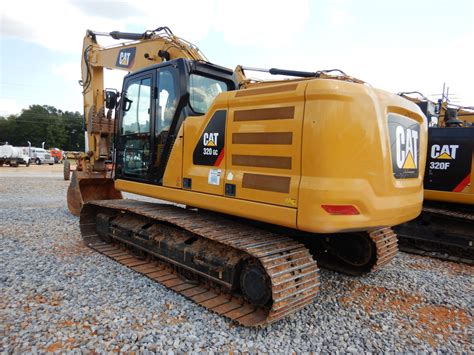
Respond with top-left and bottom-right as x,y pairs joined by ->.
0,105 -> 85,150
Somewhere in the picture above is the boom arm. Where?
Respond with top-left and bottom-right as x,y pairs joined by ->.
80,27 -> 207,170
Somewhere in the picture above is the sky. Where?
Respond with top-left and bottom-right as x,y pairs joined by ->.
1,0 -> 473,117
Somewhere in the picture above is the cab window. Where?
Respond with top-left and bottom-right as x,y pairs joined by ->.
120,76 -> 152,179
122,78 -> 151,134
156,69 -> 178,136
189,74 -> 227,114
154,67 -> 179,167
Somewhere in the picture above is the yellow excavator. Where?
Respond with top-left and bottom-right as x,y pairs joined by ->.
395,91 -> 474,263
67,27 -> 427,326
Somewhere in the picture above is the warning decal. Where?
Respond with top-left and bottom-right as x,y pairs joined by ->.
208,169 -> 221,185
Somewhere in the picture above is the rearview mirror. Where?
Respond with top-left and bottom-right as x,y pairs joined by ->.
105,89 -> 118,109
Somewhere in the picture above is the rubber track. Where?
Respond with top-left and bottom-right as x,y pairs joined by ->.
80,199 -> 320,327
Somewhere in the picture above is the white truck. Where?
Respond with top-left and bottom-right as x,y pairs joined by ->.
0,145 -> 31,167
18,147 -> 55,165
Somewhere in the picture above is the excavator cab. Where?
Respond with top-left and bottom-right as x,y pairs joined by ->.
114,59 -> 236,185
67,58 -> 237,215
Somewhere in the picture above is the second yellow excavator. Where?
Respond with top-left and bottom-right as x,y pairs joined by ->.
395,91 -> 473,264
67,27 -> 427,326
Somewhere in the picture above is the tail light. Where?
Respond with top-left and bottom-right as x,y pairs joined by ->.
321,204 -> 360,215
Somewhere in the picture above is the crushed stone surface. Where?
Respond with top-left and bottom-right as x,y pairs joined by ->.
1,168 -> 473,353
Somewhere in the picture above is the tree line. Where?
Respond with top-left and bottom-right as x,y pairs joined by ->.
0,105 -> 85,151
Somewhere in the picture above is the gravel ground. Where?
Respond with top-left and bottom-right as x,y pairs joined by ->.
1,166 -> 473,353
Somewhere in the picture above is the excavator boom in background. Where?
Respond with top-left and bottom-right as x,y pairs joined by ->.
67,27 -> 427,326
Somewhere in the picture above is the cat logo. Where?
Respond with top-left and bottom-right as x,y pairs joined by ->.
395,126 -> 419,169
115,48 -> 136,68
388,114 -> 420,179
430,144 -> 459,160
203,132 -> 219,147
119,52 -> 131,66
193,110 -> 226,166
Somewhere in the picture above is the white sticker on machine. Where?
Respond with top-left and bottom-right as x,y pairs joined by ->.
208,169 -> 221,185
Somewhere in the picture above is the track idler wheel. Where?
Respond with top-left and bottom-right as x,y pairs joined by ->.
240,259 -> 272,307
307,232 -> 376,275
333,232 -> 375,267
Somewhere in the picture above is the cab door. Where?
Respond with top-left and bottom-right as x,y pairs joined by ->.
116,72 -> 154,181
149,64 -> 182,184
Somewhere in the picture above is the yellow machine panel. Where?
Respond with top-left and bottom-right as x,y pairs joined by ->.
131,79 -> 427,234
225,82 -> 306,208
298,82 -> 427,232
182,95 -> 229,196
162,125 -> 184,189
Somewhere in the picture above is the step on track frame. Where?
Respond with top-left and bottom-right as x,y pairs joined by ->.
80,199 -> 320,327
